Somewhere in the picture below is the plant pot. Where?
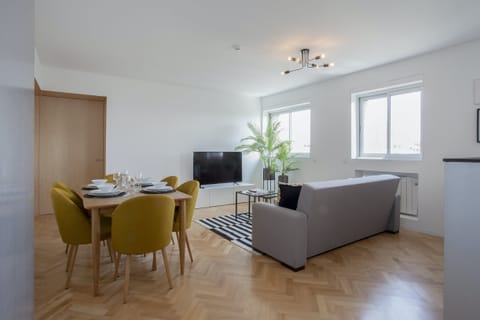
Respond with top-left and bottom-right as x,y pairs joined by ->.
278,175 -> 289,184
263,167 -> 275,181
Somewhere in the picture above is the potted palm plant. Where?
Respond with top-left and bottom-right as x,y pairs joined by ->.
236,117 -> 285,181
276,142 -> 298,184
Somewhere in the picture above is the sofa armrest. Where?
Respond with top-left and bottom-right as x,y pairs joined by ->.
386,194 -> 401,233
252,202 -> 307,270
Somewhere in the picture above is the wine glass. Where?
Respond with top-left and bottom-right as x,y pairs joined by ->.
113,171 -> 120,186
136,171 -> 143,183
130,175 -> 140,193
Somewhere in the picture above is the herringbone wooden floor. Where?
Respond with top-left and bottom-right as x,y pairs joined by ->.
35,204 -> 444,319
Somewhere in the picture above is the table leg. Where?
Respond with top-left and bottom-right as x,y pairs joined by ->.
91,208 -> 101,296
179,199 -> 186,275
235,191 -> 238,219
252,196 -> 258,219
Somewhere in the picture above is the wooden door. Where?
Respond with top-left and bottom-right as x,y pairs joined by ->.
36,91 -> 106,215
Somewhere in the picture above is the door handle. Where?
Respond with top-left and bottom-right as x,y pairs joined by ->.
96,159 -> 104,162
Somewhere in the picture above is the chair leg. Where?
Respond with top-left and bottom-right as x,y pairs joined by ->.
114,253 -> 121,280
185,232 -> 193,263
106,239 -> 113,262
65,243 -> 69,254
65,245 -> 78,289
152,251 -> 157,271
66,244 -> 73,272
175,232 -> 179,243
171,234 -> 175,245
161,248 -> 173,289
123,255 -> 131,304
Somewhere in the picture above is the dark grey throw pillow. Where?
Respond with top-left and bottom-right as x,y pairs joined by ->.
278,183 -> 302,210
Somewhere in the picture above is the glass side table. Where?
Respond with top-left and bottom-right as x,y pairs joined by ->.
235,189 -> 277,219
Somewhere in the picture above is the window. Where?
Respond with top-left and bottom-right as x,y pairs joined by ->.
354,83 -> 422,159
267,104 -> 311,155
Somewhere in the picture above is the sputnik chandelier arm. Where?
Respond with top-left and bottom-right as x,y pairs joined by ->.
281,48 -> 334,75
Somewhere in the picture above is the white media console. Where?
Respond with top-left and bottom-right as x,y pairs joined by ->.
196,182 -> 255,208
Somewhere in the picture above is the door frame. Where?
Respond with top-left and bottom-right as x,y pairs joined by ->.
34,80 -> 107,215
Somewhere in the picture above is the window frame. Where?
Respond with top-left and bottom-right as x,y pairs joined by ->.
265,102 -> 311,158
355,82 -> 423,160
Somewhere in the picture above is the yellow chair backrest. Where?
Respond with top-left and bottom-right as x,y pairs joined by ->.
52,181 -> 84,210
50,188 -> 92,245
173,180 -> 199,230
161,176 -> 179,188
111,195 -> 175,255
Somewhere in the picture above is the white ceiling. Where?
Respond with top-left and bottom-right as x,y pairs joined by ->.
35,0 -> 480,97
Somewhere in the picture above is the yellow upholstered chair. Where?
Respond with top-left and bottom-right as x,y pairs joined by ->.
111,195 -> 175,303
105,174 -> 115,183
161,176 -> 178,188
172,180 -> 199,263
50,188 -> 112,289
52,181 -> 88,255
52,181 -> 112,256
52,181 -> 85,212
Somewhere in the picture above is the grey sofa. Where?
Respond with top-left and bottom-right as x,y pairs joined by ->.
252,174 -> 400,270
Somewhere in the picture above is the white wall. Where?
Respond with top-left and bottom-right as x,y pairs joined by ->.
0,0 -> 34,318
262,39 -> 480,237
35,64 -> 262,186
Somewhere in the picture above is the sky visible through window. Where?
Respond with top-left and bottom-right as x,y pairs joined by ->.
391,91 -> 421,154
273,109 -> 311,154
360,90 -> 421,156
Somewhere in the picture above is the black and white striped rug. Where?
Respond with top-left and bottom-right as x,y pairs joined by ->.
195,213 -> 262,255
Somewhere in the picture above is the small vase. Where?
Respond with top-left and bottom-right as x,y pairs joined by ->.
278,175 -> 289,184
263,167 -> 275,181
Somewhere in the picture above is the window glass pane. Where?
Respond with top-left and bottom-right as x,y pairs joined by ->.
390,91 -> 421,154
276,113 -> 290,142
291,109 -> 310,153
360,97 -> 387,154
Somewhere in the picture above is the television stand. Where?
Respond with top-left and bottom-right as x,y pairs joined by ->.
196,182 -> 255,208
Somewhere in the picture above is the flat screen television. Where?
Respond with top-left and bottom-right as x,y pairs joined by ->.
193,151 -> 242,185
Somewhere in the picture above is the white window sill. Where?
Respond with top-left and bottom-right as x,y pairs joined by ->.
291,153 -> 310,159
354,155 -> 422,161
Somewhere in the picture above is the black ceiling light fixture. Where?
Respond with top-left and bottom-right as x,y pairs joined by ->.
281,48 -> 334,75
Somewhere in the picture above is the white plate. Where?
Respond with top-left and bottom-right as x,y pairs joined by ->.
144,186 -> 173,192
89,189 -> 122,196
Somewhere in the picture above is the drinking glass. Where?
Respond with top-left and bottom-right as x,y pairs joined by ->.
130,176 -> 140,193
136,171 -> 143,183
113,172 -> 120,186
120,173 -> 128,190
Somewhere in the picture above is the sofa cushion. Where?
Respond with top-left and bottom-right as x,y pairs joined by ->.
278,183 -> 302,210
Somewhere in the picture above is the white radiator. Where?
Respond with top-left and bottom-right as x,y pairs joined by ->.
355,170 -> 419,217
